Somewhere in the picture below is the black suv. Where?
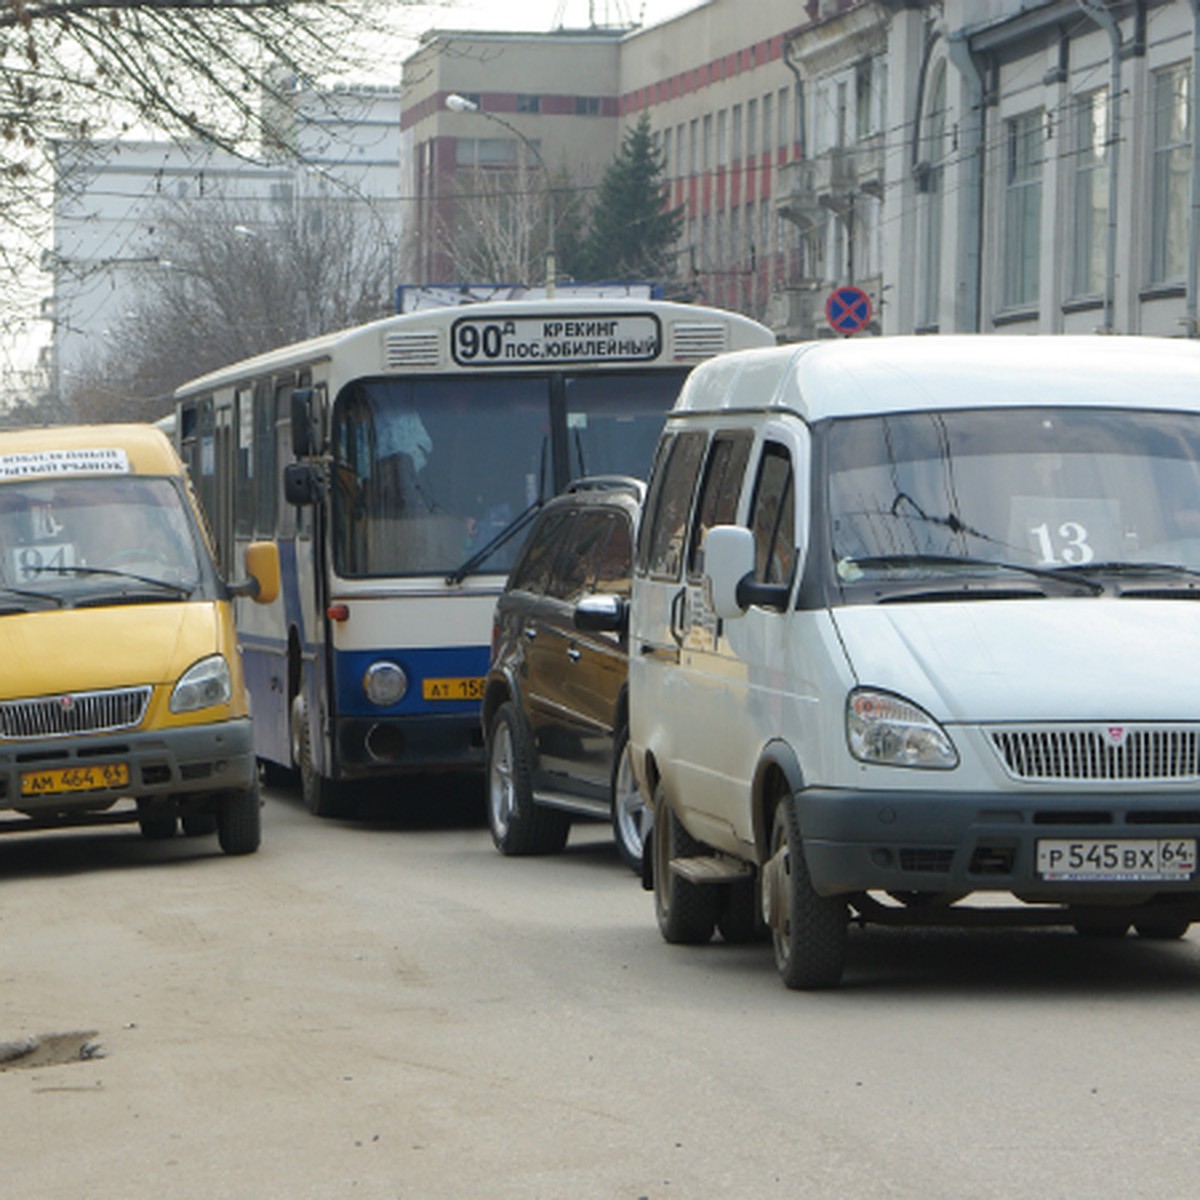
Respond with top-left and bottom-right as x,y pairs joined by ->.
482,477 -> 645,870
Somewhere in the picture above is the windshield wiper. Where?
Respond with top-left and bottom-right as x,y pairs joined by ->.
446,500 -> 543,586
40,566 -> 195,597
0,584 -> 65,608
844,554 -> 1104,595
1053,560 -> 1200,593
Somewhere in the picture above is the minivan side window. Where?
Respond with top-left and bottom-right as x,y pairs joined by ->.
687,431 -> 754,576
640,430 -> 707,579
749,442 -> 796,585
594,513 -> 633,597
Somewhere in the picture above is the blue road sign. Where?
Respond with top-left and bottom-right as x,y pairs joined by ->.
825,286 -> 873,336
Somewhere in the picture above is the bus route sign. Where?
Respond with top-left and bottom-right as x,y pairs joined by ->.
451,312 -> 662,367
825,286 -> 873,336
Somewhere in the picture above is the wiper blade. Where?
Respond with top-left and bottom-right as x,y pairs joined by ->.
1055,560 -> 1200,581
446,499 -> 543,586
40,566 -> 194,597
0,584 -> 64,608
843,554 -> 1104,595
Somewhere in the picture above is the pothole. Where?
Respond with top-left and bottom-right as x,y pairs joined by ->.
0,1031 -> 104,1071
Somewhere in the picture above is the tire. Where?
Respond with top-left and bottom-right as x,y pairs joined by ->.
217,785 -> 262,855
610,723 -> 646,873
487,702 -> 570,855
652,781 -> 718,945
1134,916 -> 1192,940
766,796 -> 847,990
293,694 -> 350,819
181,812 -> 218,837
137,801 -> 176,840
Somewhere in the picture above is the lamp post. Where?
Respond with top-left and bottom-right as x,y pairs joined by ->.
445,92 -> 557,297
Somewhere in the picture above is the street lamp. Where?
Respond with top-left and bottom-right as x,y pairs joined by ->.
445,92 -> 557,297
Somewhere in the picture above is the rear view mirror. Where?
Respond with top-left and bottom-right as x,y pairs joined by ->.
284,462 -> 322,506
291,388 -> 318,458
704,525 -> 756,619
574,593 -> 628,634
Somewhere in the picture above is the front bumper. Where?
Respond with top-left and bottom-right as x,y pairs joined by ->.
0,718 -> 256,817
797,786 -> 1200,903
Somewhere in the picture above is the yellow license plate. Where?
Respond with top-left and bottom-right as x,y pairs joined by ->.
21,763 -> 130,797
422,677 -> 485,702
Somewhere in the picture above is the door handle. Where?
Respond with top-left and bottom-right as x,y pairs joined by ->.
523,626 -> 537,641
566,646 -> 581,662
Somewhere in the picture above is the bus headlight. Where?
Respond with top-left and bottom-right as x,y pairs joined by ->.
846,688 -> 958,769
364,661 -> 407,707
170,654 -> 233,713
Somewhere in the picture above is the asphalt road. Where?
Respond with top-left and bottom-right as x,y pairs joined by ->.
4,778 -> 1200,1200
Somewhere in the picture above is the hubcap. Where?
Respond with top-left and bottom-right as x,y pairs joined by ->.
489,724 -> 515,837
613,744 -> 645,859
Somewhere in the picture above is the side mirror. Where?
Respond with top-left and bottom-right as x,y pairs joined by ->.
574,593 -> 628,634
704,525 -> 756,620
284,461 -> 322,506
229,540 -> 280,605
291,387 -> 318,457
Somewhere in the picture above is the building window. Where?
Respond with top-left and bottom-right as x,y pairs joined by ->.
703,114 -> 713,171
1003,110 -> 1043,309
516,94 -> 540,113
732,104 -> 742,162
762,92 -> 773,155
717,109 -> 727,166
1071,89 -> 1109,298
746,99 -> 757,160
575,96 -> 601,116
855,59 -> 873,142
1150,64 -> 1191,286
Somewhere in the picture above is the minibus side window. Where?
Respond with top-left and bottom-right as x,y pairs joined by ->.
687,431 -> 754,577
641,430 -> 707,580
749,442 -> 796,585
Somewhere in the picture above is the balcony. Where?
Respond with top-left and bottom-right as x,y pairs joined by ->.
776,134 -> 885,227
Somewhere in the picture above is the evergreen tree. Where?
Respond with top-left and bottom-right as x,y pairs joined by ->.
579,112 -> 683,284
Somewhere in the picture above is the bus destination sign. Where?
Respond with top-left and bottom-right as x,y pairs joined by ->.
451,312 -> 662,367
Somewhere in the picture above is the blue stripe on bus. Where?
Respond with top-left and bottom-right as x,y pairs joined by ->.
334,644 -> 490,717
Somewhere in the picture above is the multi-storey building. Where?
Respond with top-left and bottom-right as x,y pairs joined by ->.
44,81 -> 403,401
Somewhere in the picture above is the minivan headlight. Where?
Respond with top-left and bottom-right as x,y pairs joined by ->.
847,689 -> 958,769
170,654 -> 233,713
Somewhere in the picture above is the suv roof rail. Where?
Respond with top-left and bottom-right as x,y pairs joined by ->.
563,474 -> 646,499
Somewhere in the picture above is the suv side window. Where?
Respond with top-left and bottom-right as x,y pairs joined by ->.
687,431 -> 754,576
548,510 -> 611,603
595,512 -> 633,597
749,442 -> 796,585
510,509 -> 570,594
640,430 -> 707,579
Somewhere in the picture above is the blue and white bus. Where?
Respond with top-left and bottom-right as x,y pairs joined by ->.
174,298 -> 774,815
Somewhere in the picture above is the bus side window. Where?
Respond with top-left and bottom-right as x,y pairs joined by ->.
748,442 -> 796,586
687,431 -> 753,578
640,430 -> 707,581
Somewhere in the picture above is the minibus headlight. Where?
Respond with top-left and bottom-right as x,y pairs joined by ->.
170,654 -> 233,714
846,689 -> 958,769
364,661 -> 408,707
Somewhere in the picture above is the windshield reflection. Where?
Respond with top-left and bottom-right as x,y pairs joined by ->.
0,476 -> 202,605
826,407 -> 1200,587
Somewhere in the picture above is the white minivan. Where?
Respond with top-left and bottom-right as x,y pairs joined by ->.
628,335 -> 1200,988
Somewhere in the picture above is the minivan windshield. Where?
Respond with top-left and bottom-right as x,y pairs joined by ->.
825,407 -> 1200,591
0,476 -> 203,609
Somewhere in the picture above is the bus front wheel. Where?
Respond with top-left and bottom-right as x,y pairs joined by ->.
292,694 -> 349,819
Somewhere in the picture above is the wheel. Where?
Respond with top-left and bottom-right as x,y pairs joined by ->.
610,723 -> 646,873
181,812 -> 218,837
765,796 -> 847,989
652,781 -> 717,945
486,702 -> 570,855
137,801 -> 176,840
293,693 -> 350,818
217,785 -> 261,855
1134,916 -> 1192,940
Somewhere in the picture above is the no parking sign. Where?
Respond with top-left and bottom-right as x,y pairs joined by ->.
825,286 -> 873,336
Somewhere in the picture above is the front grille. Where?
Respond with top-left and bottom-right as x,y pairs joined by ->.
991,726 -> 1200,782
384,330 -> 441,368
0,687 -> 151,740
899,848 -> 954,873
670,321 -> 728,362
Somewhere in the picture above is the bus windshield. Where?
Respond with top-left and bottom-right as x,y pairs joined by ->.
332,369 -> 686,578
